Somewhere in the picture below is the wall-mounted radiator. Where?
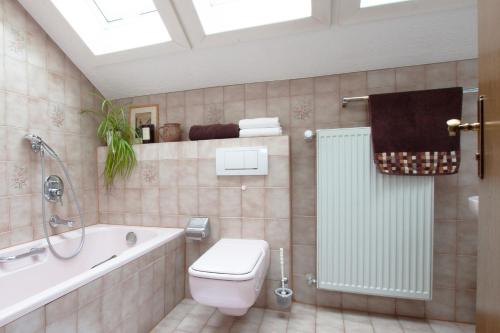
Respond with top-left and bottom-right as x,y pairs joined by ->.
316,128 -> 434,300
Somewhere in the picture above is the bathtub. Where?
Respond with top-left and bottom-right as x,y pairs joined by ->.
0,224 -> 184,328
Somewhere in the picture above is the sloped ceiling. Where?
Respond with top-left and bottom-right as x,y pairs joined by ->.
19,0 -> 477,99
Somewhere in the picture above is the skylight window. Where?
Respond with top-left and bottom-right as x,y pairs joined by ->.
51,0 -> 171,55
360,0 -> 410,8
192,0 -> 312,35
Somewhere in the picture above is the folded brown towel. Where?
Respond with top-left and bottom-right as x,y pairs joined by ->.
189,123 -> 240,141
369,87 -> 463,175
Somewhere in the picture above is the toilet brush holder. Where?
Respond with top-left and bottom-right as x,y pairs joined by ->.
274,287 -> 293,308
274,247 -> 293,309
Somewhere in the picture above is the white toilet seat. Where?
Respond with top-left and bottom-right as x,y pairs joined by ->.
189,238 -> 266,280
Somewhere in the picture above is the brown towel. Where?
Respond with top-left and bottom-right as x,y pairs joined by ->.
189,123 -> 239,141
369,87 -> 463,176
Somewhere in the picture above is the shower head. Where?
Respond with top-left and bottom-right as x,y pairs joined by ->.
25,134 -> 59,159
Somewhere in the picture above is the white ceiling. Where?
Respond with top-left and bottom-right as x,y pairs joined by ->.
19,0 -> 478,99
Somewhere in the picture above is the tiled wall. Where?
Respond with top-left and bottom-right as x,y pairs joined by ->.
0,0 -> 101,250
97,136 -> 292,310
115,58 -> 478,323
0,233 -> 186,333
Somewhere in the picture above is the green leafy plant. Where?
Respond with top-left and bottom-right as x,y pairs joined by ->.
83,98 -> 137,188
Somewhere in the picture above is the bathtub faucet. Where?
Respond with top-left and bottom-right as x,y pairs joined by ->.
49,215 -> 74,228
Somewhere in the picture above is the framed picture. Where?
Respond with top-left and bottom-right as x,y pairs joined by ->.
129,105 -> 159,143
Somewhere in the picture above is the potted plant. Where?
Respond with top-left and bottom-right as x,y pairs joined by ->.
83,98 -> 137,188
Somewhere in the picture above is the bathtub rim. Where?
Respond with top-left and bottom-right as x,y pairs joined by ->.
0,224 -> 184,327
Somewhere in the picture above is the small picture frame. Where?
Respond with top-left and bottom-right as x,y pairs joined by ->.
129,105 -> 159,143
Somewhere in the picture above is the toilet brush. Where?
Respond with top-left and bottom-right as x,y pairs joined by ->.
280,248 -> 286,295
274,247 -> 293,308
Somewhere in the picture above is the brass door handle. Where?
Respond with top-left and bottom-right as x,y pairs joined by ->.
445,95 -> 485,179
446,119 -> 480,136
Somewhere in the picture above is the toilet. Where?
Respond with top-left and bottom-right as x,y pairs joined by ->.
188,238 -> 270,316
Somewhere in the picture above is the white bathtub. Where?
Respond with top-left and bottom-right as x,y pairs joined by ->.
0,224 -> 184,327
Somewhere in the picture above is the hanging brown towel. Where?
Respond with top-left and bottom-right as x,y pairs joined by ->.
369,87 -> 463,176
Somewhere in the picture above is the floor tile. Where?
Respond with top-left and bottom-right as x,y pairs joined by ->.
150,299 -> 476,333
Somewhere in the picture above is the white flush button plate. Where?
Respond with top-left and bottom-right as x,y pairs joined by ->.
216,146 -> 268,176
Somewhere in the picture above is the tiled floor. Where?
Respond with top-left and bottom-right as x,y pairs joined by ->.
151,299 -> 475,333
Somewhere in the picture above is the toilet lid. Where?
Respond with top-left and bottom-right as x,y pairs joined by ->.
190,239 -> 265,277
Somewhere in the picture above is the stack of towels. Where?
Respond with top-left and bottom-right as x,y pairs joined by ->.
239,117 -> 283,138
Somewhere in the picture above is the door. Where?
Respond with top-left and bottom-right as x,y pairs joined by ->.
476,0 -> 500,331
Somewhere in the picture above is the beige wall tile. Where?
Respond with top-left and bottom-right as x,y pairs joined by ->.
198,187 -> 219,216
242,188 -> 265,218
178,160 -> 198,187
5,308 -> 45,333
316,291 -> 342,309
220,217 -> 242,238
223,85 -> 245,102
396,65 -> 426,91
245,99 -> 267,118
219,187 -> 242,218
245,83 -> 267,100
425,288 -> 456,321
291,78 -> 314,96
292,216 -> 316,246
198,159 -> 217,187
46,291 -> 77,325
314,75 -> 339,94
291,95 -> 314,128
396,299 -> 425,318
342,294 -> 368,312
178,187 -> 198,215
265,218 -> 290,250
167,91 -> 185,108
425,62 -> 457,89
455,290 -> 476,323
434,220 -> 456,254
292,274 -> 316,304
223,101 -> 244,124
267,80 -> 290,98
457,59 -> 478,87
367,296 -> 396,315
434,254 -> 456,289
159,160 -> 178,187
457,220 -> 477,256
267,97 -> 290,128
204,87 -> 223,105
367,69 -> 396,91
265,188 -> 290,219
292,244 -> 315,275
314,92 -> 340,127
242,218 -> 265,240
185,89 -> 204,106
456,256 -> 477,290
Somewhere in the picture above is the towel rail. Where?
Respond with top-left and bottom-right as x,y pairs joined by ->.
342,87 -> 479,107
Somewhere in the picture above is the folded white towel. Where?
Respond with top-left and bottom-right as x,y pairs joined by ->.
239,127 -> 283,138
239,117 -> 280,129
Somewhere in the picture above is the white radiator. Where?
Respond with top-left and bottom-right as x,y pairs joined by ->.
316,127 -> 434,300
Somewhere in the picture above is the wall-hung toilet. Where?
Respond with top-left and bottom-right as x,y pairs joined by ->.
188,238 -> 270,316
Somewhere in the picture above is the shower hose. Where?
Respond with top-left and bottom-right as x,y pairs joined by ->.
38,147 -> 85,259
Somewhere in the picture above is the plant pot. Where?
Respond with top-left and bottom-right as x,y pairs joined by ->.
159,123 -> 181,142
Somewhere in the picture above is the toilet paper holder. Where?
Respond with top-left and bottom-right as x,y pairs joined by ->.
185,217 -> 210,240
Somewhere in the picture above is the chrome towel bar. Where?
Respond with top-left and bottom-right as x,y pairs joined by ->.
0,247 -> 46,263
342,87 -> 479,107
